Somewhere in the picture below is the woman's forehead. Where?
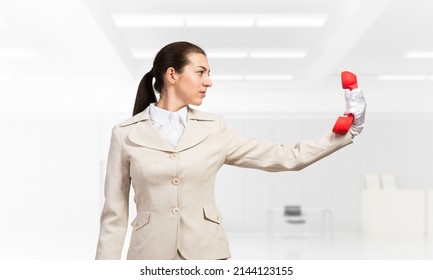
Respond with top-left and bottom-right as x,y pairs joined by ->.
187,53 -> 209,68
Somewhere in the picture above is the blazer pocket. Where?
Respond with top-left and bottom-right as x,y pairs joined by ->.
202,205 -> 222,224
131,211 -> 150,230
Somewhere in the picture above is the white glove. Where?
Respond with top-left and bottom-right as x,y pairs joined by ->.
344,88 -> 366,137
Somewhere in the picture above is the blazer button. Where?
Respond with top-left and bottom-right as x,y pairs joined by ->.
172,178 -> 180,186
170,154 -> 177,160
172,207 -> 180,215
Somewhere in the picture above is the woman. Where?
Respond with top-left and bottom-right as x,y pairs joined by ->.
95,41 -> 366,260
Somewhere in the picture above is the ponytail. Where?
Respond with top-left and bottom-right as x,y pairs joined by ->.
132,68 -> 157,116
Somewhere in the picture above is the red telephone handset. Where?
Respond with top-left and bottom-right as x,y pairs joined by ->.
332,71 -> 357,134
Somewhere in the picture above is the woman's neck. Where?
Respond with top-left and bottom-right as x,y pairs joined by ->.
156,94 -> 186,112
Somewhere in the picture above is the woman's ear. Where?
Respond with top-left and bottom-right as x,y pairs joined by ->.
165,67 -> 177,85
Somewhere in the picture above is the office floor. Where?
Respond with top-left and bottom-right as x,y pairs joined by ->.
228,234 -> 433,260
0,233 -> 432,259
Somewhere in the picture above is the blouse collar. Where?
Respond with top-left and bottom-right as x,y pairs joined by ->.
148,103 -> 188,127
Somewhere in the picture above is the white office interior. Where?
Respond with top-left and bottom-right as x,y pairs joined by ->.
1,0 -> 433,259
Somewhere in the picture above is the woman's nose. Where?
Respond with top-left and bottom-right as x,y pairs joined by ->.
204,76 -> 212,87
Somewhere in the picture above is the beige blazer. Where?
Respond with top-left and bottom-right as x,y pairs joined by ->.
95,107 -> 352,260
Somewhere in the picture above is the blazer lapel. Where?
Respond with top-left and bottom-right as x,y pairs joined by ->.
175,107 -> 216,152
123,106 -> 217,153
124,108 -> 175,152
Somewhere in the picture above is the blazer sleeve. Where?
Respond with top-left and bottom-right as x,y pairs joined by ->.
95,125 -> 131,260
219,116 -> 353,172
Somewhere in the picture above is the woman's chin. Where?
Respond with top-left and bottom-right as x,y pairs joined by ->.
191,100 -> 203,106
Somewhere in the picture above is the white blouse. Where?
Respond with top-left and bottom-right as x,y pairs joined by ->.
148,103 -> 188,148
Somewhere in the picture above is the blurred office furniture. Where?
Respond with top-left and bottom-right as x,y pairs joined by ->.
267,205 -> 333,238
361,173 -> 433,236
283,205 -> 307,237
380,173 -> 397,190
427,190 -> 433,238
365,173 -> 382,190
365,173 -> 397,190
284,205 -> 306,224
361,189 -> 426,236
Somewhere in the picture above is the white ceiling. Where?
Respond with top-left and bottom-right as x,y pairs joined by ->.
1,0 -> 432,114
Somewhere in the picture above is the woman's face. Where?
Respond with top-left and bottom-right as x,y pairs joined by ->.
174,52 -> 212,106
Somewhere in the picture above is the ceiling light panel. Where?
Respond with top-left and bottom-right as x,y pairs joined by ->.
245,75 -> 293,81
256,14 -> 328,27
20,75 -> 65,81
211,75 -> 293,81
406,52 -> 433,58
112,14 -> 328,28
0,75 -> 14,80
185,17 -> 254,28
249,51 -> 306,58
133,50 -> 307,59
112,15 -> 183,27
0,49 -> 39,58
206,51 -> 248,59
0,75 -> 65,81
131,49 -> 156,58
378,75 -> 427,81
210,75 -> 244,81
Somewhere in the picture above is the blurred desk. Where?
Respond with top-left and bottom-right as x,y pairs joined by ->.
267,206 -> 333,238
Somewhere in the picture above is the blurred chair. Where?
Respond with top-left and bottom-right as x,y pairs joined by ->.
267,205 -> 333,238
365,173 -> 381,190
380,173 -> 397,190
284,205 -> 306,224
283,205 -> 307,237
364,173 -> 398,190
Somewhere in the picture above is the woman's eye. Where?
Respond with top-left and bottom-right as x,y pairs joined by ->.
197,71 -> 203,75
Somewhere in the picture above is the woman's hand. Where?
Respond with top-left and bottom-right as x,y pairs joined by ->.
344,88 -> 367,137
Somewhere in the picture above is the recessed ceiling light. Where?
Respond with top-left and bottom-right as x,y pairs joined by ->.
249,51 -> 306,58
245,75 -> 293,81
207,51 -> 248,59
405,52 -> 433,58
131,50 -> 307,60
206,51 -> 306,59
131,49 -> 156,59
378,75 -> 426,81
0,75 -> 65,81
112,14 -> 327,28
0,49 -> 39,58
112,15 -> 183,27
210,75 -> 244,81
256,14 -> 328,27
0,75 -> 14,80
20,75 -> 65,81
186,17 -> 254,27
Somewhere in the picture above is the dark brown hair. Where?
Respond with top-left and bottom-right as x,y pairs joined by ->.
132,41 -> 206,116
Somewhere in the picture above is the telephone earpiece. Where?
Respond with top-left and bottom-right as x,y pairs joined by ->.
332,71 -> 357,135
